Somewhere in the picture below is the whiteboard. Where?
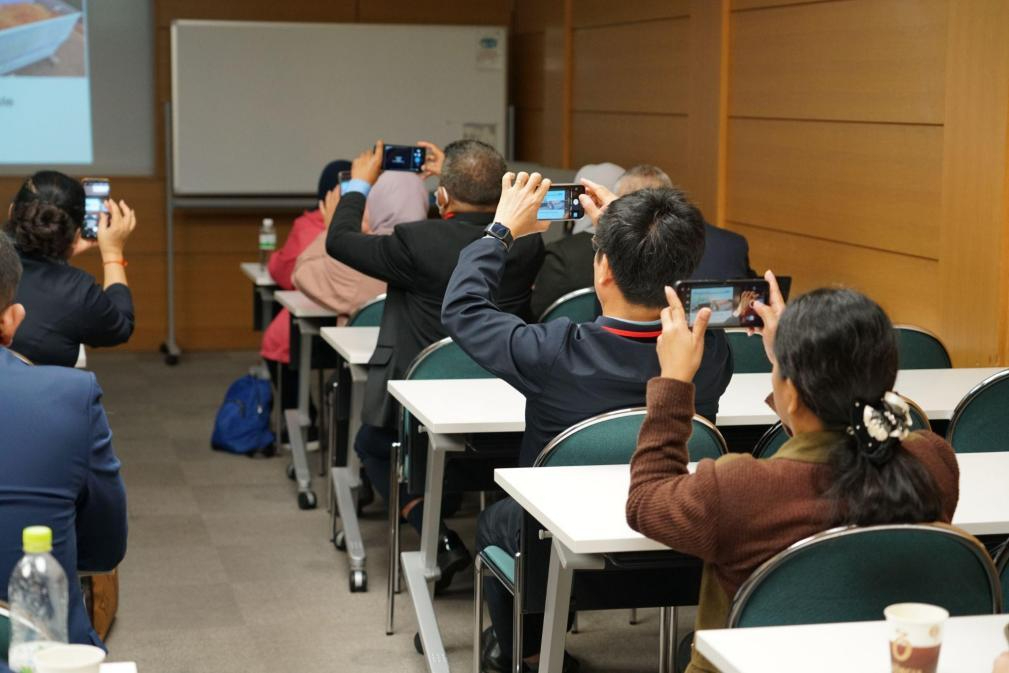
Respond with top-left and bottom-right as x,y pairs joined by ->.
170,21 -> 507,196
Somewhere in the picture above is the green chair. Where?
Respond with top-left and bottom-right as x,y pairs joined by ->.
753,395 -> 931,459
1,600 -> 9,663
386,337 -> 495,630
995,541 -> 1009,613
347,293 -> 385,327
538,287 -> 600,324
947,369 -> 1009,453
893,325 -> 952,370
476,407 -> 728,669
726,329 -> 771,374
729,524 -> 1000,628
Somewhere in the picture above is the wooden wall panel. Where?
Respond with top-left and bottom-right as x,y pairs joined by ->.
726,222 -> 943,334
730,0 -> 947,123
572,18 -> 689,114
686,0 -> 727,220
155,1 -> 356,26
727,119 -> 943,259
571,113 -> 688,182
510,32 -> 545,109
357,0 -> 511,25
571,0 -> 689,28
513,0 -> 563,34
732,0 -> 836,10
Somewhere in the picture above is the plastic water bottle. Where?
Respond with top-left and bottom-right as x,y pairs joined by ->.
7,526 -> 69,673
258,218 -> 276,266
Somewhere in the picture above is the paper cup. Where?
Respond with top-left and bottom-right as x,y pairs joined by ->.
34,644 -> 107,673
884,603 -> 948,673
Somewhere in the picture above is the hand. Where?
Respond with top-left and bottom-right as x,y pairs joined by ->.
417,141 -> 444,178
577,178 -> 619,226
98,199 -> 136,261
993,652 -> 1009,673
352,140 -> 384,185
749,271 -> 787,366
319,187 -> 340,228
657,285 -> 709,383
493,172 -> 552,239
69,232 -> 98,258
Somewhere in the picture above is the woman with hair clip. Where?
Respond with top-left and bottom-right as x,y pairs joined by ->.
4,171 -> 136,366
625,273 -> 960,673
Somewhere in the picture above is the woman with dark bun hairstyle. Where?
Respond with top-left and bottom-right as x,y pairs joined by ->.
4,171 -> 136,366
625,273 -> 960,673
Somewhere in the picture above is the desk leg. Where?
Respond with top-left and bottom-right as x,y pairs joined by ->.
332,364 -> 368,592
401,431 -> 463,673
539,540 -> 604,673
289,323 -> 315,509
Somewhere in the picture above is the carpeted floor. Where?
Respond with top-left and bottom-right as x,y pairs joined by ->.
90,351 -> 689,673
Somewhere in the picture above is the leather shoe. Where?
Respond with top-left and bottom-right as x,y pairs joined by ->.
480,627 -> 580,673
434,529 -> 471,594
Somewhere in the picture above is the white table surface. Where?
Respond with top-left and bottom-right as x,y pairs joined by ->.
320,327 -> 378,365
239,262 -> 276,286
696,614 -> 1009,673
716,367 -> 1004,425
495,452 -> 1009,555
101,664 -> 138,673
273,290 -> 336,319
387,378 -> 525,435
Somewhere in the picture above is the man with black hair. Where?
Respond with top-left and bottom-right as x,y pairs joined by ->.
325,140 -> 543,589
443,173 -> 732,672
0,232 -> 128,650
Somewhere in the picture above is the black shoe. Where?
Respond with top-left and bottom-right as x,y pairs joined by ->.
434,529 -> 471,594
480,627 -> 580,673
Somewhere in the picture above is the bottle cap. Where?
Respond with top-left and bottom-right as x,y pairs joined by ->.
23,526 -> 52,554
262,218 -> 274,227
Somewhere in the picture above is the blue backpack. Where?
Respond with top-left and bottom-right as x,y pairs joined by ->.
211,375 -> 275,455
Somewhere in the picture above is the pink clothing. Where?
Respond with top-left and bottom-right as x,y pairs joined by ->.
260,210 -> 326,363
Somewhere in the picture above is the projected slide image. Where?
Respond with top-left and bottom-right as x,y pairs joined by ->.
0,0 -> 92,163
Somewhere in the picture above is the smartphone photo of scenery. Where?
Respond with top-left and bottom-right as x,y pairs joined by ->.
537,185 -> 584,221
82,178 -> 109,240
679,280 -> 771,329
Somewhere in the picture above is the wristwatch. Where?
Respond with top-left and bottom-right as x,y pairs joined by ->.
483,222 -> 514,251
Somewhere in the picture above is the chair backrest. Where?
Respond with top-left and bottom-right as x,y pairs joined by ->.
754,395 -> 931,459
995,542 -> 1009,614
534,408 -> 728,467
726,329 -> 771,374
538,287 -> 600,324
0,600 -> 8,663
893,325 -> 952,370
403,337 -> 493,382
347,294 -> 385,327
947,369 -> 1009,453
729,524 -> 1000,628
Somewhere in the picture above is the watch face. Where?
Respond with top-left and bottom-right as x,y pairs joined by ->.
487,222 -> 511,239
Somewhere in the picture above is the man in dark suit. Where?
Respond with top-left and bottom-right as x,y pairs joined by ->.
325,140 -> 544,589
0,232 -> 128,649
530,164 -> 754,316
443,172 -> 733,672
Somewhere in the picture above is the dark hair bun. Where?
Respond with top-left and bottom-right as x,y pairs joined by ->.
3,171 -> 84,261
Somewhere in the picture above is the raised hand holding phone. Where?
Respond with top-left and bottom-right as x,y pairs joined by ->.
657,285 -> 710,383
749,270 -> 787,366
352,141 -> 384,185
493,172 -> 552,239
577,177 -> 619,227
417,141 -> 444,178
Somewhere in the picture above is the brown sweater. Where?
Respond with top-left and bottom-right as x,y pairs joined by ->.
626,377 -> 960,673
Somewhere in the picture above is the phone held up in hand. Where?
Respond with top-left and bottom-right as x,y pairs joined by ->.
81,178 -> 110,240
674,277 -> 792,329
381,144 -> 426,172
536,183 -> 586,222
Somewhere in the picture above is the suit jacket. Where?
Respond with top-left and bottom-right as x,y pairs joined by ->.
444,237 -> 733,466
326,192 -> 545,429
11,253 -> 134,367
691,224 -> 755,280
0,348 -> 128,646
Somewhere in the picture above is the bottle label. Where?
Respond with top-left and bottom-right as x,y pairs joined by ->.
258,233 -> 277,251
9,640 -> 61,673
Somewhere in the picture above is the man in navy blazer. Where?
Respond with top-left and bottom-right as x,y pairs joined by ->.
443,173 -> 732,672
0,233 -> 127,648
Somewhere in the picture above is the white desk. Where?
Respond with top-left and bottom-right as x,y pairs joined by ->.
385,377 -> 526,673
101,664 -> 138,673
273,291 -> 337,510
717,367 -> 1003,426
319,326 -> 379,591
696,614 -> 1009,673
496,451 -> 1009,673
240,261 -> 276,287
239,262 -> 278,332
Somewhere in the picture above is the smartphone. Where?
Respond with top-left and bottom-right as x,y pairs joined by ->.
81,178 -> 110,240
337,170 -> 351,192
674,277 -> 792,328
381,144 -> 426,172
537,184 -> 585,221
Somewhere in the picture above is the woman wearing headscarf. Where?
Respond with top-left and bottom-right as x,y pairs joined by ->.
529,162 -> 624,318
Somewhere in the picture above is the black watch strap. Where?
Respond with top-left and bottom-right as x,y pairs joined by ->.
484,222 -> 514,251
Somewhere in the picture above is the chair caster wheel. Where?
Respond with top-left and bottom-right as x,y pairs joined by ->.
334,530 -> 347,551
349,569 -> 367,592
164,353 -> 179,366
414,631 -> 423,655
298,490 -> 317,510
286,463 -> 295,480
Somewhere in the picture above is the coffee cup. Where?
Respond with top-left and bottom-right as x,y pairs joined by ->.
34,644 -> 107,673
884,602 -> 948,673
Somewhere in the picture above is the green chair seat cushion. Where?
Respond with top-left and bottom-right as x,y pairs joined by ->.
481,545 -> 516,585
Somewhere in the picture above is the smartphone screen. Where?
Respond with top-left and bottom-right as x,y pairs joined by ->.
674,278 -> 791,329
337,170 -> 351,193
537,184 -> 586,221
81,178 -> 110,240
381,145 -> 426,172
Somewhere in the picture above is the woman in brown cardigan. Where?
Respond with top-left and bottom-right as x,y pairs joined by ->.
626,275 -> 959,673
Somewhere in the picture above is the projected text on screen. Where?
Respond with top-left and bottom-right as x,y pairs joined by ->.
0,0 -> 92,164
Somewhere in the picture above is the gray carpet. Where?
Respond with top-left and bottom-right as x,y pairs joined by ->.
90,351 -> 687,673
